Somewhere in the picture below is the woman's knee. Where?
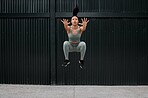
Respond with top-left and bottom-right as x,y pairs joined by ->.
80,42 -> 86,47
63,41 -> 70,47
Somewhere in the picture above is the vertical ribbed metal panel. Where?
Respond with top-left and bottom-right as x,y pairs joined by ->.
0,0 -> 148,85
0,0 -> 50,13
56,18 -> 148,85
0,19 -> 1,81
56,0 -> 148,12
0,18 -> 51,84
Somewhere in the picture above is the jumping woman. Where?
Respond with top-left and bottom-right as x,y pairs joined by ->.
61,5 -> 89,69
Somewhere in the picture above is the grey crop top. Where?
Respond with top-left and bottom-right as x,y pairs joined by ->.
68,26 -> 81,43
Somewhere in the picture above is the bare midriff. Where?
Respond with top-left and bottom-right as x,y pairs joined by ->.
70,41 -> 79,44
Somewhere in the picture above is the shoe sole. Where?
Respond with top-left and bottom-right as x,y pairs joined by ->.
79,61 -> 84,69
62,62 -> 70,67
80,65 -> 83,69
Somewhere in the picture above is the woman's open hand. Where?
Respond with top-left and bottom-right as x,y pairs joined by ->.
61,19 -> 70,26
80,18 -> 89,26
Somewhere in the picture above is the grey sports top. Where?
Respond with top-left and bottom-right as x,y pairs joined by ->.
68,26 -> 81,43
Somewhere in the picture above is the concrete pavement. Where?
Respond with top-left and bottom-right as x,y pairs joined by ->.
0,84 -> 148,98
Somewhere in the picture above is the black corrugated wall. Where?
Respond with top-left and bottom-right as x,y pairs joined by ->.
0,0 -> 51,85
0,0 -> 148,85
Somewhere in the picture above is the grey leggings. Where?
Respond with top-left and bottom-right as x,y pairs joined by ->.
63,41 -> 86,60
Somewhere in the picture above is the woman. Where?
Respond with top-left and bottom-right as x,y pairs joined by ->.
61,5 -> 89,69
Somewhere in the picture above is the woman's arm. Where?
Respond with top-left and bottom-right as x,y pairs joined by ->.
61,19 -> 70,34
80,18 -> 89,34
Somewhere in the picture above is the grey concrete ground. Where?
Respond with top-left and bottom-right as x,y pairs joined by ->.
0,84 -> 148,98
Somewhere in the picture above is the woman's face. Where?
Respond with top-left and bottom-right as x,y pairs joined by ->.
71,16 -> 79,26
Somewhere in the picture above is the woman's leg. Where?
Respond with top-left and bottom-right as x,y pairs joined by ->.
63,41 -> 71,60
77,41 -> 86,60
